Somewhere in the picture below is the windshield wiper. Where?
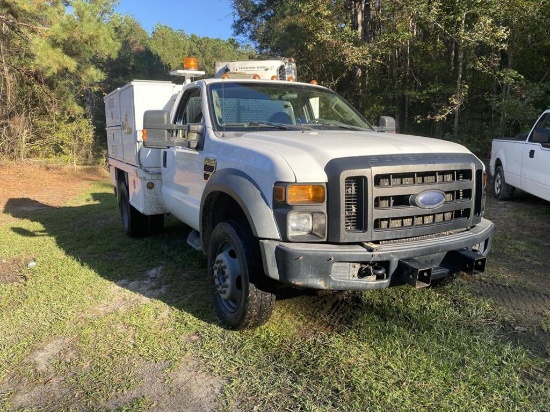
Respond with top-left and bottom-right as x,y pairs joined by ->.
220,122 -> 312,131
248,122 -> 290,130
314,122 -> 370,131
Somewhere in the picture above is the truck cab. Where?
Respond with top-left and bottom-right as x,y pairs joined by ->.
106,59 -> 494,329
490,109 -> 550,201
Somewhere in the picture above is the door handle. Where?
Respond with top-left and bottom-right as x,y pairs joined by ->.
529,149 -> 535,158
163,151 -> 167,167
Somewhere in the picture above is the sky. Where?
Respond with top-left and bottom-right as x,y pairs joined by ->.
115,0 -> 237,40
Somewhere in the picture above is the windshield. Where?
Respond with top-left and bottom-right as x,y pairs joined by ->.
207,82 -> 374,132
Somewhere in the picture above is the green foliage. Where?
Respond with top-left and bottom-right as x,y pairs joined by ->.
0,0 -> 120,163
148,26 -> 252,75
33,114 -> 95,164
149,24 -> 192,71
0,1 -> 256,163
231,0 -> 550,140
2,0 -> 548,162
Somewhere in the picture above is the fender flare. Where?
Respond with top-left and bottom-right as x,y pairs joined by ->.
200,168 -> 281,241
491,150 -> 506,176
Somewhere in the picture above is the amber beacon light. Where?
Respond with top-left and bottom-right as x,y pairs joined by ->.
184,57 -> 198,70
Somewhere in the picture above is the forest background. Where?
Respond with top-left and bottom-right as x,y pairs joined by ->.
0,0 -> 548,164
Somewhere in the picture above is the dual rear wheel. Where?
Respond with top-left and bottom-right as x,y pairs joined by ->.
118,180 -> 164,237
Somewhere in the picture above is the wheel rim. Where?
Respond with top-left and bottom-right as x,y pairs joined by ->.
495,172 -> 502,195
212,242 -> 242,313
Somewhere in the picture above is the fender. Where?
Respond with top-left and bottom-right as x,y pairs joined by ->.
200,168 -> 281,240
491,145 -> 507,176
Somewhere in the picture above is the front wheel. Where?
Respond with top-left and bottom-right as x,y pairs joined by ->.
493,165 -> 514,200
208,221 -> 275,330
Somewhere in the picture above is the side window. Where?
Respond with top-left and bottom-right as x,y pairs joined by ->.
174,88 -> 203,126
529,113 -> 550,145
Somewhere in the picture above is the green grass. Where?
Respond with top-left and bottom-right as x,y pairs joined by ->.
1,179 -> 549,411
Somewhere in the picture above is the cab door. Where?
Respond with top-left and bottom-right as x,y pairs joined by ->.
520,111 -> 550,201
161,87 -> 206,230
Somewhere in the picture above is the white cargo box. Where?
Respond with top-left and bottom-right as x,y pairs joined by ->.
104,80 -> 182,168
214,59 -> 297,81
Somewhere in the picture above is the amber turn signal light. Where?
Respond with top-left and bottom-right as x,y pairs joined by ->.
274,184 -> 326,204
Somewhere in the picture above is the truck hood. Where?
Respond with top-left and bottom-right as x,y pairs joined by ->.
231,129 -> 472,182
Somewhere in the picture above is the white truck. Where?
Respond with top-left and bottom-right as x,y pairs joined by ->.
490,109 -> 550,201
105,59 -> 494,329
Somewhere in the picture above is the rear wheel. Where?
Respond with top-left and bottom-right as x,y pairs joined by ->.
118,180 -> 147,237
494,165 -> 514,200
208,221 -> 276,329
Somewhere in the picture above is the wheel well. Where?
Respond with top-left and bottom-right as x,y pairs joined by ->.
115,169 -> 127,199
494,158 -> 503,169
115,168 -> 127,184
201,192 -> 248,252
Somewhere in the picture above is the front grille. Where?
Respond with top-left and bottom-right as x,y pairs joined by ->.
340,164 -> 478,242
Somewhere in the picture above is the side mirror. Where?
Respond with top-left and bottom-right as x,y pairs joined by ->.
378,116 -> 396,133
143,110 -> 204,149
531,128 -> 550,144
143,110 -> 172,148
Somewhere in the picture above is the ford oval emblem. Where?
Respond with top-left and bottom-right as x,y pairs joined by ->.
411,190 -> 446,209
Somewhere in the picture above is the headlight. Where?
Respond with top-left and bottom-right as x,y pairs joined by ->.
288,212 -> 326,239
289,212 -> 312,235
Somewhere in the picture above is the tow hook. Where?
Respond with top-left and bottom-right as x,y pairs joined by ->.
398,259 -> 433,288
445,250 -> 486,275
358,264 -> 386,281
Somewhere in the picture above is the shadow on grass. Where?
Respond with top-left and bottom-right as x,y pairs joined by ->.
3,193 -> 219,326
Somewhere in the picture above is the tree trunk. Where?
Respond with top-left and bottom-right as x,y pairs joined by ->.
453,11 -> 466,136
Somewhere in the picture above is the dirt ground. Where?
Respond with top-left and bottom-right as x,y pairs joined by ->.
1,162 -> 549,356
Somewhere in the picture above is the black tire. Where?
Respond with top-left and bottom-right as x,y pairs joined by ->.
493,165 -> 514,200
118,180 -> 147,237
208,221 -> 276,330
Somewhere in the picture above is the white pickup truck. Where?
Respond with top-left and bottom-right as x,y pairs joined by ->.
105,59 -> 494,329
490,109 -> 550,201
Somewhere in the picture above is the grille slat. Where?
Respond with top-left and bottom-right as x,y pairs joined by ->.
374,169 -> 472,187
345,179 -> 357,230
375,209 -> 469,230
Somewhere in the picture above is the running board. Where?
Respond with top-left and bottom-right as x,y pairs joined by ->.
186,230 -> 202,251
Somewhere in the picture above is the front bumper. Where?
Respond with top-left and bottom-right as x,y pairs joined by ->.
259,218 -> 494,290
